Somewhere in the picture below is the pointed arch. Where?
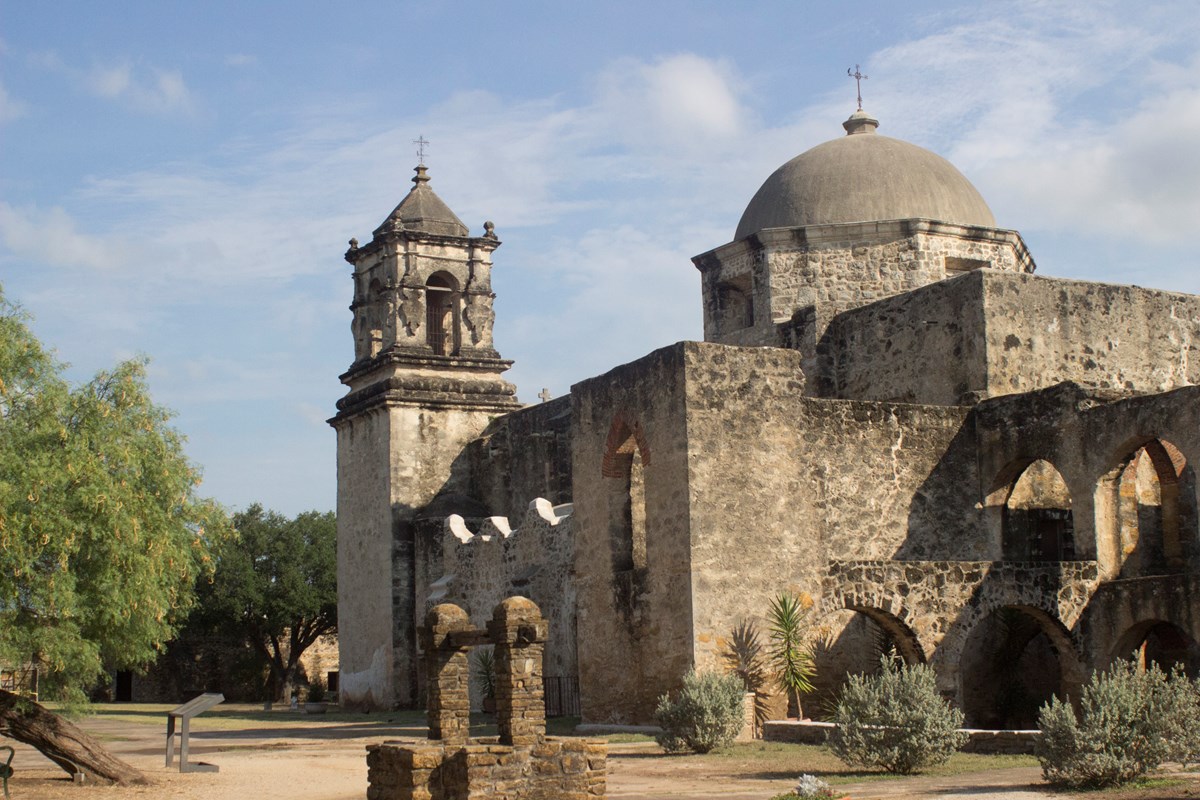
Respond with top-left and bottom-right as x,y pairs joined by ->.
602,414 -> 650,574
989,458 -> 1075,561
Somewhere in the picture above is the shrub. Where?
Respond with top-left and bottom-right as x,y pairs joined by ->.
654,670 -> 746,753
1036,659 -> 1200,788
827,655 -> 966,774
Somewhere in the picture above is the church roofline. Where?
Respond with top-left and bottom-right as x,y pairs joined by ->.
692,218 -> 1034,272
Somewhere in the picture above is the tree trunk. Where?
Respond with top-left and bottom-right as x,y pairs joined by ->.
0,690 -> 146,785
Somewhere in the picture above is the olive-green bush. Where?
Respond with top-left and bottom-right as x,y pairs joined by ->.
654,670 -> 746,754
827,656 -> 966,774
1037,659 -> 1200,789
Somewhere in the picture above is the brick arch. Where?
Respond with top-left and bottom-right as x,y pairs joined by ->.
601,412 -> 650,478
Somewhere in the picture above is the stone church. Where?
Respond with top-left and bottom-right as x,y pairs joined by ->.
331,106 -> 1200,728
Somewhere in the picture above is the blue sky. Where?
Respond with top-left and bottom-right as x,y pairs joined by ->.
2,1 -> 1199,516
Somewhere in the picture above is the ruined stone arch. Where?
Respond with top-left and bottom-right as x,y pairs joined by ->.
1094,436 -> 1192,578
808,592 -> 927,721
986,458 -> 1075,561
951,601 -> 1085,729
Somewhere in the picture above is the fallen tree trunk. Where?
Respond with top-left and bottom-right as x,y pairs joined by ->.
0,690 -> 146,784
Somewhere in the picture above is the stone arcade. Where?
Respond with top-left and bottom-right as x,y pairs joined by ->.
331,108 -> 1200,727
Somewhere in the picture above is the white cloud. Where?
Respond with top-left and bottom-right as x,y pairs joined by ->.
0,82 -> 27,124
595,54 -> 747,151
224,53 -> 257,68
0,202 -> 139,271
33,52 -> 196,115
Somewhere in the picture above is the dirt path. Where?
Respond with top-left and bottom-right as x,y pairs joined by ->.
3,711 -> 1196,799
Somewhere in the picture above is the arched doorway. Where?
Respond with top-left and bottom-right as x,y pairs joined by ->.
999,459 -> 1075,561
809,606 -> 923,721
960,606 -> 1073,729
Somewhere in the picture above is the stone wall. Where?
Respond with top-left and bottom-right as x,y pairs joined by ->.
820,270 -> 989,404
980,272 -> 1200,399
570,345 -> 695,724
427,499 -> 579,687
693,220 -> 1031,365
460,396 -> 573,519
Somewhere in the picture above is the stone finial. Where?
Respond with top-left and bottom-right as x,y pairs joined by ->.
843,109 -> 879,135
412,164 -> 431,185
483,220 -> 496,239
348,238 -> 358,249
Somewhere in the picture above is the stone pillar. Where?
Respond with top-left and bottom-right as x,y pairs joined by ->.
488,597 -> 548,746
420,604 -> 474,745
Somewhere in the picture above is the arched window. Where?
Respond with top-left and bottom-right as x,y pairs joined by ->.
602,416 -> 649,575
425,274 -> 458,356
1001,459 -> 1075,561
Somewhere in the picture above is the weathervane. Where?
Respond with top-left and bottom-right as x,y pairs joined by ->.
413,135 -> 430,166
847,65 -> 868,111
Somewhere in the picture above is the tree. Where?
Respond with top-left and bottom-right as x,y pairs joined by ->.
767,592 -> 815,718
195,505 -> 337,702
0,288 -> 230,782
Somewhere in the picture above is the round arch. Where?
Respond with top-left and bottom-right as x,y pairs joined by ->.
958,604 -> 1082,729
1109,619 -> 1199,676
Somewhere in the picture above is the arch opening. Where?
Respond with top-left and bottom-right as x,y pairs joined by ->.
1110,620 -> 1199,677
426,273 -> 460,356
960,606 -> 1072,729
1096,439 -> 1193,577
809,606 -> 923,722
1000,459 -> 1075,561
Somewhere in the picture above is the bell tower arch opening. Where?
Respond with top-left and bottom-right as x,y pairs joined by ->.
425,272 -> 460,356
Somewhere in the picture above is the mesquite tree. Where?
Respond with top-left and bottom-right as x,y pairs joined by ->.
0,287 -> 229,783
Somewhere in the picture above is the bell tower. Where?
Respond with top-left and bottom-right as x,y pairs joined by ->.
331,164 -> 520,709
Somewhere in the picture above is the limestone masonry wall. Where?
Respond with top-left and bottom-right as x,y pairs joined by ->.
681,342 -> 983,674
463,396 -> 573,520
980,272 -> 1200,398
571,344 -> 695,724
821,270 -> 989,404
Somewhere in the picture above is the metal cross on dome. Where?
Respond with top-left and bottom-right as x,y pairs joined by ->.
847,65 -> 868,111
413,135 -> 430,166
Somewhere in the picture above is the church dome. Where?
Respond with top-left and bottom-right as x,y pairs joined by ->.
734,111 -> 996,241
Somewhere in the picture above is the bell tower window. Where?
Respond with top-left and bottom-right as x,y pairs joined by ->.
425,273 -> 459,356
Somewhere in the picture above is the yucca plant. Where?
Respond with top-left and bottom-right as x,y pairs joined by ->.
768,592 -> 815,718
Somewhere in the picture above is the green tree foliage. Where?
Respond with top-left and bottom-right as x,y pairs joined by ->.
827,655 -> 967,774
1036,658 -> 1200,789
768,592 -> 816,718
654,670 -> 746,754
194,504 -> 337,701
0,289 -> 229,701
